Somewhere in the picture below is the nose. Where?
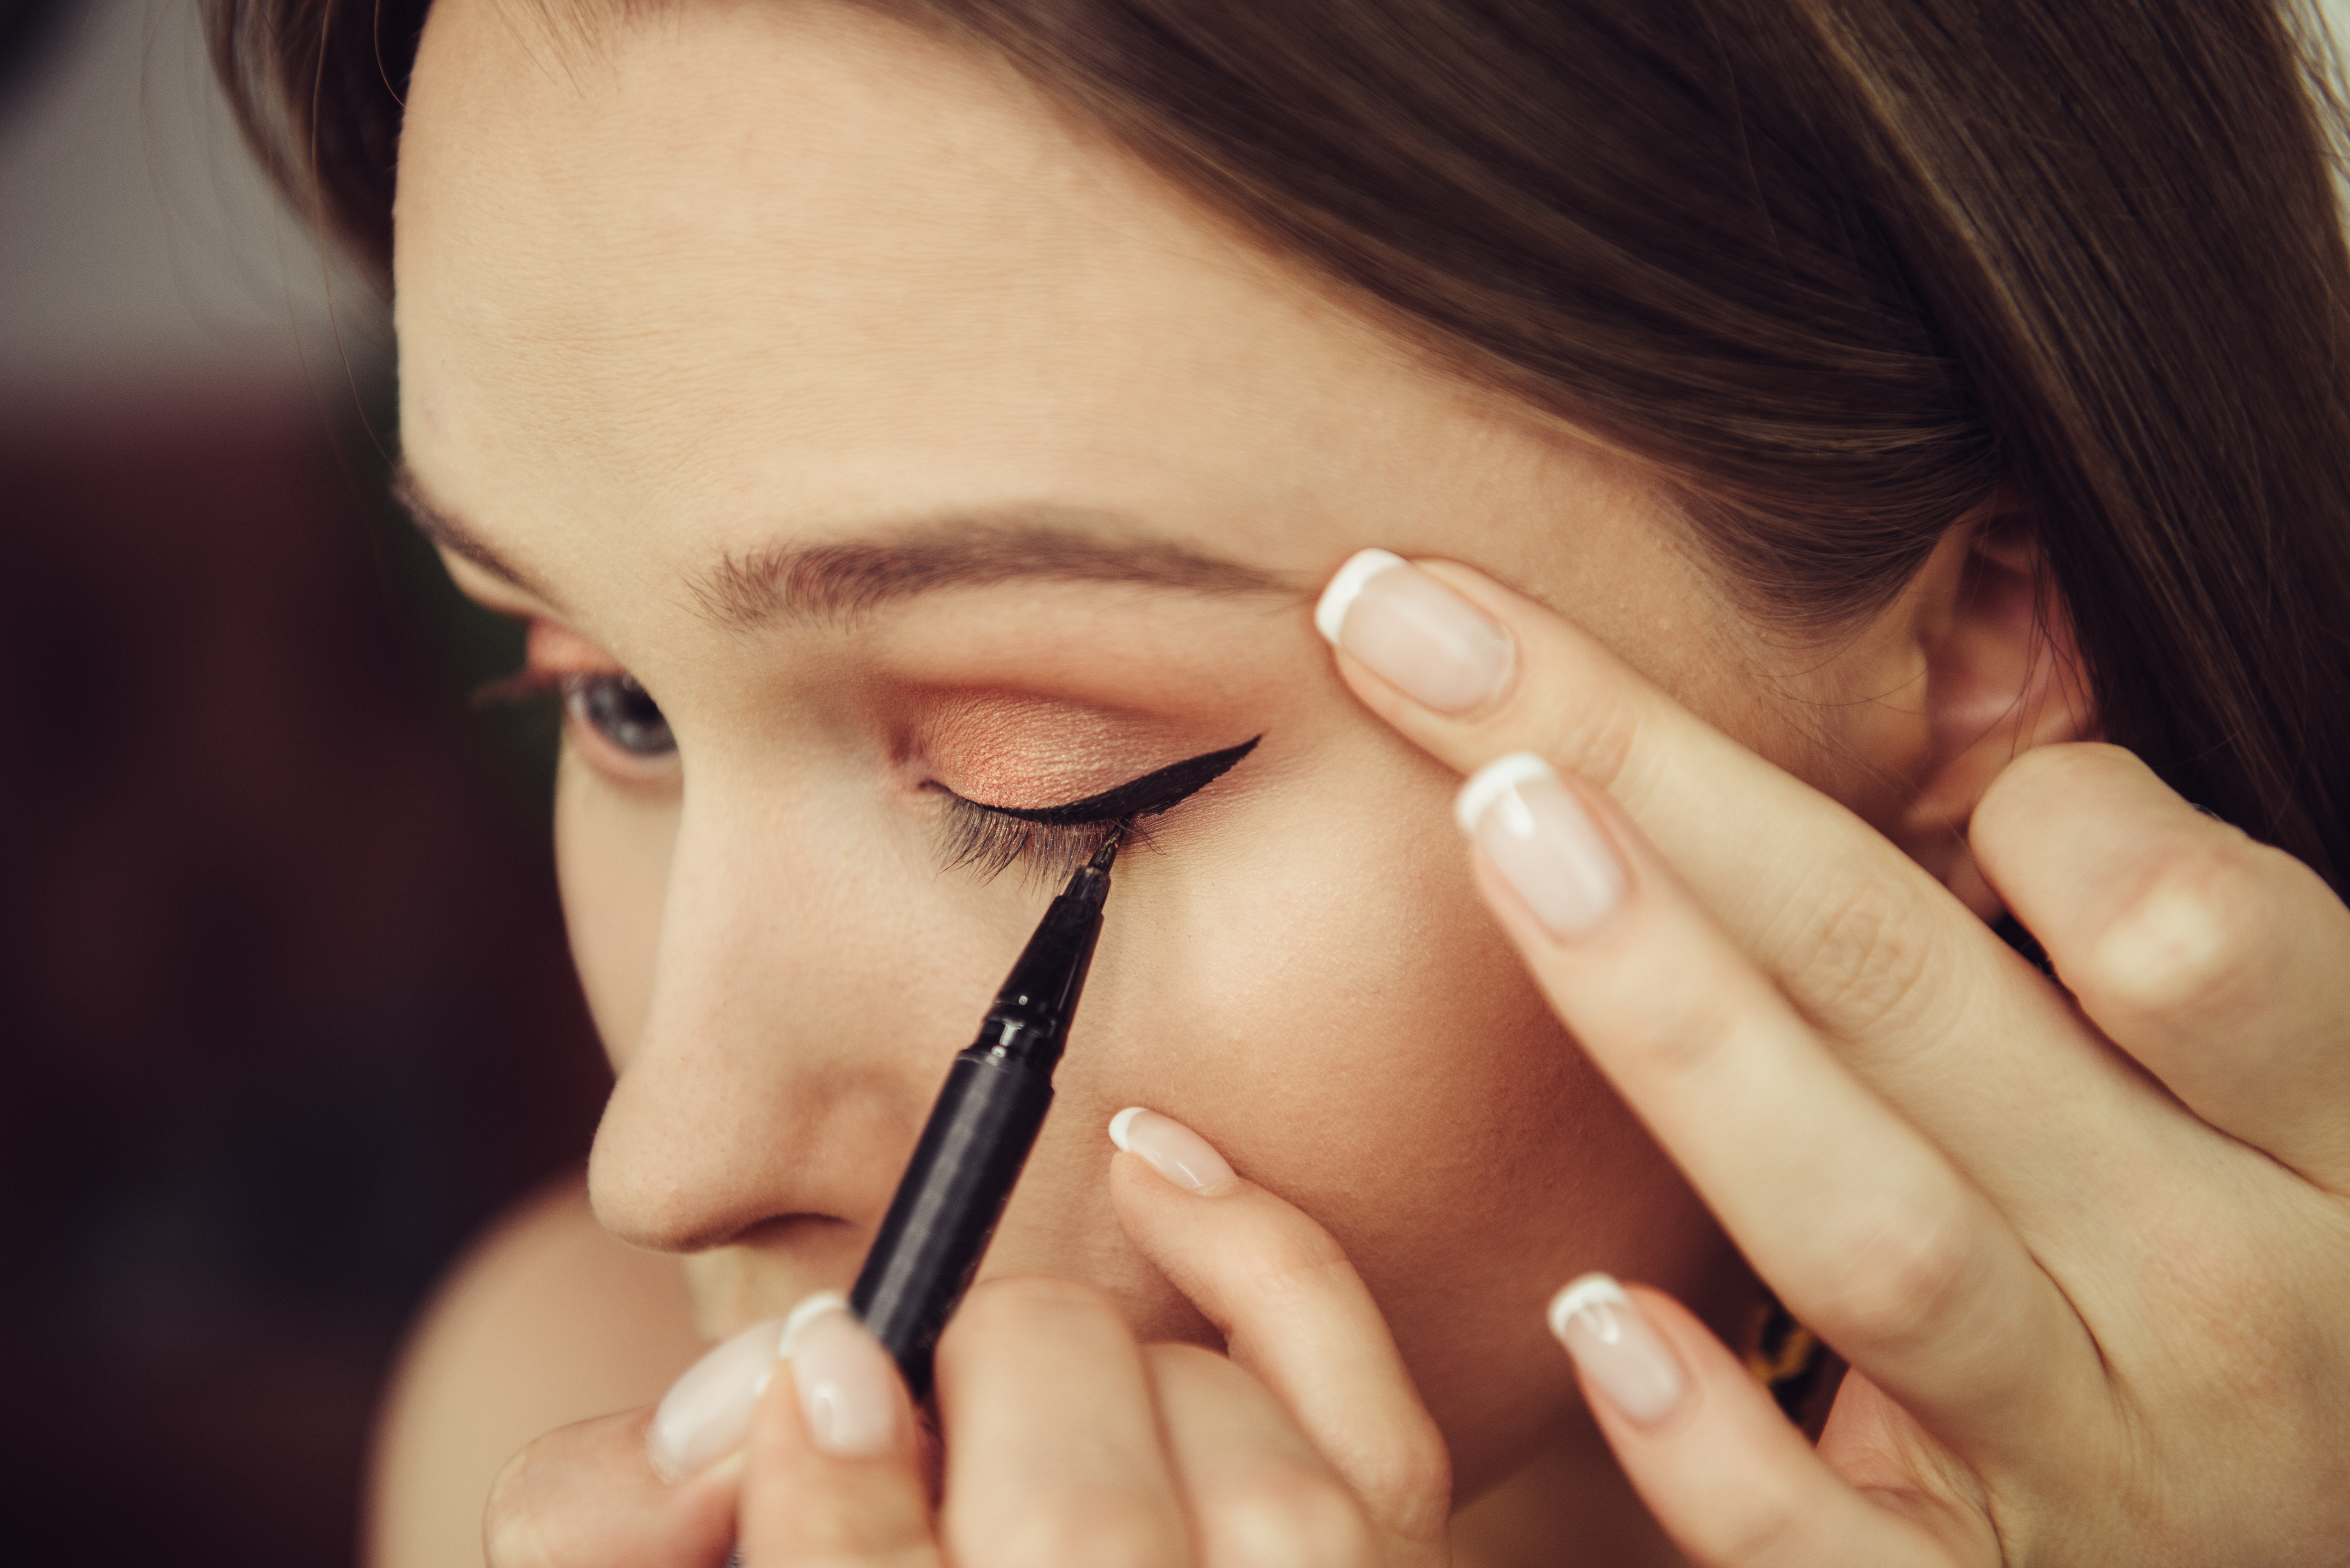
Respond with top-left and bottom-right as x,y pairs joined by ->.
586,768 -> 988,1262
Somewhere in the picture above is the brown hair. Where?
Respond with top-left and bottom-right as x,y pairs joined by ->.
209,0 -> 2350,891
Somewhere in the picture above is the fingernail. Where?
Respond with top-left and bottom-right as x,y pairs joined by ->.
787,1305 -> 903,1459
1315,548 -> 1515,714
646,1291 -> 845,1481
1548,1274 -> 1686,1427
1455,753 -> 1625,937
1109,1106 -> 1237,1192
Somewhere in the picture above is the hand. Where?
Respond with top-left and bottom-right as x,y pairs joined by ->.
1316,550 -> 2350,1563
481,1117 -> 1451,1567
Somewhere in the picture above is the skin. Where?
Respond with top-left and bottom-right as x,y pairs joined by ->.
379,0 -> 2349,1561
397,0 -> 1814,1487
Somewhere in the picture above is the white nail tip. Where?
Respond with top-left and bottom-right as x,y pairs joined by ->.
1313,548 -> 1408,645
644,1291 -> 850,1482
1108,1105 -> 1147,1152
1548,1272 -> 1630,1342
779,1290 -> 849,1356
1455,752 -> 1559,837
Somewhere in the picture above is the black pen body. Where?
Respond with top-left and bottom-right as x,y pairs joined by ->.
848,1049 -> 1053,1399
847,845 -> 1117,1399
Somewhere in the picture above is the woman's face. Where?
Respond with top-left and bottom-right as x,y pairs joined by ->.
396,0 -> 1931,1489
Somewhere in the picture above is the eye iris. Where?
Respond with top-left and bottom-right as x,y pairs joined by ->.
570,674 -> 675,757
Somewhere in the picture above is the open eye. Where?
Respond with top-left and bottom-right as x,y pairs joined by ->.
566,673 -> 676,759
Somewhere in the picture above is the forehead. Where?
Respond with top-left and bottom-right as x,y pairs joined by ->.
394,0 -> 1466,579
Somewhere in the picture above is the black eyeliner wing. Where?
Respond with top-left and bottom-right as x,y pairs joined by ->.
974,737 -> 1260,825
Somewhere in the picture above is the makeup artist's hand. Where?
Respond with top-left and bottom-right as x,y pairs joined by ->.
729,1167 -> 1447,1568
480,1147 -> 1450,1568
1314,550 -> 2350,1565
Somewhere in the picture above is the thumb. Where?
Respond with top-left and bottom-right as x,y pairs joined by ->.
484,1409 -> 739,1568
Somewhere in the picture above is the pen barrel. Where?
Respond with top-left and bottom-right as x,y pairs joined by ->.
847,1048 -> 1054,1400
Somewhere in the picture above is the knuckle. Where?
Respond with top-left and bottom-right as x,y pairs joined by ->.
1611,976 -> 1750,1084
2083,834 -> 2277,1021
1486,621 -> 1650,793
1544,686 -> 1645,796
1196,1462 -> 1378,1568
482,1442 -> 557,1568
1772,863 -> 1942,1050
1229,1207 -> 1352,1300
1350,1428 -> 1454,1543
1810,1197 -> 1983,1357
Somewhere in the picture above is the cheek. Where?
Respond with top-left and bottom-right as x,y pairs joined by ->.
1054,739 -> 1730,1484
554,744 -> 681,1068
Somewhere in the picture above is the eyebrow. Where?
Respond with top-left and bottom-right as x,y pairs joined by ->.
390,463 -> 1300,625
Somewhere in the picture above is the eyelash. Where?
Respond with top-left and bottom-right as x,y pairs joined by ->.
931,791 -> 1149,886
483,664 -> 1145,880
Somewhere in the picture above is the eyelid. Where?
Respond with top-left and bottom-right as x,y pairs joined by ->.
472,620 -> 636,708
527,619 -> 628,674
956,737 -> 1261,824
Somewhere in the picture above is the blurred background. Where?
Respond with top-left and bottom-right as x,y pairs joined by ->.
10,0 -> 2350,1564
0,0 -> 609,1558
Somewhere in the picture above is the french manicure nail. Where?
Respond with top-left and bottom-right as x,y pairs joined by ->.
1548,1274 -> 1686,1427
786,1305 -> 903,1459
1315,548 -> 1515,714
1109,1106 -> 1237,1192
1455,753 -> 1625,937
645,1291 -> 846,1481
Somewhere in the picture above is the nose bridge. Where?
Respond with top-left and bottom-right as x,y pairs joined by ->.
588,766 -> 929,1255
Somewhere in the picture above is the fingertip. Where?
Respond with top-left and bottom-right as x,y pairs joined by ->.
647,1312 -> 795,1483
1107,1106 -> 1238,1192
1314,547 -> 1408,644
785,1307 -> 913,1461
1455,752 -> 1558,836
1547,1271 -> 1629,1343
779,1290 -> 850,1354
1546,1273 -> 1687,1428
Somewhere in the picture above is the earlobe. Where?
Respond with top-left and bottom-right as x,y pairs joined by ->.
1890,510 -> 2096,919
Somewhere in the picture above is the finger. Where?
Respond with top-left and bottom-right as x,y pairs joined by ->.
1974,743 -> 2350,1188
1546,1277 -> 1982,1568
1455,752 -> 2100,1472
931,1275 -> 1191,1568
1144,1343 -> 1383,1568
1107,1106 -> 1452,1560
1314,551 -> 2179,1238
485,1409 -> 739,1568
739,1305 -> 935,1565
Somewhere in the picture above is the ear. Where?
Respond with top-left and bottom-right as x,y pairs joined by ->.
1884,503 -> 2096,920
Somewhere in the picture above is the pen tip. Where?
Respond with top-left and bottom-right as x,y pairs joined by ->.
1089,820 -> 1129,871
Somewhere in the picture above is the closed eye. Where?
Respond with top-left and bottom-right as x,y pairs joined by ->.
932,736 -> 1259,882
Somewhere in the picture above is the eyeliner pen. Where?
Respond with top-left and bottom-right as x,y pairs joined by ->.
846,825 -> 1125,1399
